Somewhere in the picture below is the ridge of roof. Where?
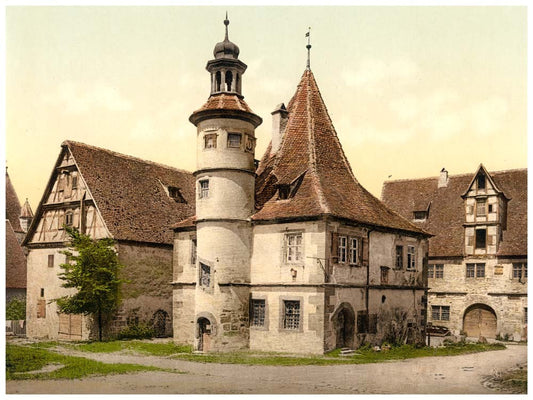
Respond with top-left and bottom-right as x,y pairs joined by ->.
62,140 -> 193,176
385,167 -> 527,184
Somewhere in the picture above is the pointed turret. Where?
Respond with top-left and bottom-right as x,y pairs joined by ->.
19,198 -> 34,233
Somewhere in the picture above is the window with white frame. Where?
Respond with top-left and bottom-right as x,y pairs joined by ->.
285,233 -> 303,263
513,263 -> 527,280
283,300 -> 300,330
431,305 -> 450,321
407,246 -> 416,270
338,236 -> 347,263
350,238 -> 359,264
199,179 -> 209,199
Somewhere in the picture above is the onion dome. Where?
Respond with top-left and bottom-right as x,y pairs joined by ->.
213,15 -> 240,59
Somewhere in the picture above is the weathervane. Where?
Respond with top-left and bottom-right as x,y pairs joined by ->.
306,27 -> 311,70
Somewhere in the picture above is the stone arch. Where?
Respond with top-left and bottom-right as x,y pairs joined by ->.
225,70 -> 233,91
195,312 -> 217,352
463,303 -> 497,339
331,302 -> 356,349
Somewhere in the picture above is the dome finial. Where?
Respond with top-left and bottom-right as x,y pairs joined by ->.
306,27 -> 312,70
224,12 -> 230,40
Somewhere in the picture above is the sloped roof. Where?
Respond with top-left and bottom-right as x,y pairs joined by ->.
21,198 -> 34,218
6,171 -> 23,233
253,70 -> 427,235
193,93 -> 255,114
25,141 -> 195,245
381,168 -> 527,257
6,220 -> 27,289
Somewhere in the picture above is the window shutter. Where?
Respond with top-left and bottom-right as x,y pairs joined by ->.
362,237 -> 369,265
331,232 -> 339,263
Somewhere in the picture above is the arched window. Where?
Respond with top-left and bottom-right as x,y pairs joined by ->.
215,71 -> 221,92
236,73 -> 240,93
225,70 -> 233,91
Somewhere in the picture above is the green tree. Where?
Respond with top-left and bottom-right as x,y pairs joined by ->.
55,227 -> 124,341
6,296 -> 26,320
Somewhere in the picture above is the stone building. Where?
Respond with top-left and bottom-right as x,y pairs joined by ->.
6,170 -> 33,302
172,18 -> 431,354
382,165 -> 527,341
23,141 -> 195,340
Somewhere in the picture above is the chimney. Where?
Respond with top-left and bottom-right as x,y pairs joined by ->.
438,168 -> 449,188
270,103 -> 289,155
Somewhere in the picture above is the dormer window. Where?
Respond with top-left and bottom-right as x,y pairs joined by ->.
477,174 -> 486,190
227,133 -> 242,148
168,186 -> 186,203
476,198 -> 487,216
475,229 -> 487,249
278,184 -> 290,200
413,211 -> 427,221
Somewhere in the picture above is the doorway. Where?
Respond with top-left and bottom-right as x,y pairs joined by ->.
334,304 -> 355,349
197,317 -> 212,352
463,304 -> 497,338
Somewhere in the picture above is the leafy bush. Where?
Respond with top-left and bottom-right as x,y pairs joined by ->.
117,323 -> 155,340
6,296 -> 26,320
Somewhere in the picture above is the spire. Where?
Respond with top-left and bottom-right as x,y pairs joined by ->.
306,27 -> 312,70
224,11 -> 229,40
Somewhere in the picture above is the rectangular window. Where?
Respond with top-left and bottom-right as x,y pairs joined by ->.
40,288 -> 45,297
48,254 -> 54,268
380,266 -> 389,284
431,305 -> 450,321
338,236 -> 347,263
283,300 -> 300,330
71,176 -> 78,190
466,263 -> 485,278
525,308 -> 528,324
428,264 -> 434,278
285,233 -> 303,263
37,299 -> 46,318
350,238 -> 359,264
434,264 -> 444,278
476,199 -> 487,216
251,299 -> 266,327
199,180 -> 209,199
395,246 -> 403,269
65,211 -> 73,227
199,263 -> 211,287
413,211 -> 427,220
475,229 -> 487,249
488,204 -> 494,213
407,246 -> 416,270
204,133 -> 217,149
477,175 -> 486,190
513,263 -> 527,280
191,239 -> 197,265
227,133 -> 242,148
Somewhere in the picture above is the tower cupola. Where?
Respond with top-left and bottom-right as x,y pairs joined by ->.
206,15 -> 247,96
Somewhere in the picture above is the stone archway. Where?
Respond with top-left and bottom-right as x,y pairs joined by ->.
463,303 -> 497,339
332,303 -> 356,349
197,317 -> 212,352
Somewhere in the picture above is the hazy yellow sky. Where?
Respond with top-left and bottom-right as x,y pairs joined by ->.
5,6 -> 527,211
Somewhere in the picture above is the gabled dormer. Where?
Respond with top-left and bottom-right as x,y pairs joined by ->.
462,164 -> 510,256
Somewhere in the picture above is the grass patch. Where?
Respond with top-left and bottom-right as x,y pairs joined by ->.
170,342 -> 506,366
6,344 -> 173,380
71,340 -> 193,356
492,366 -> 527,394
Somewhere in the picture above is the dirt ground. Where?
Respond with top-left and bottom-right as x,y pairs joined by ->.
6,342 -> 527,394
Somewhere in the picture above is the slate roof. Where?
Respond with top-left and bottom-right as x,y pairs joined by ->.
381,168 -> 527,257
253,69 -> 427,236
6,171 -> 23,233
26,141 -> 195,245
6,220 -> 27,289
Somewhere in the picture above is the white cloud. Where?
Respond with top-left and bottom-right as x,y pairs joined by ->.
470,96 -> 509,136
388,94 -> 420,122
46,82 -> 132,114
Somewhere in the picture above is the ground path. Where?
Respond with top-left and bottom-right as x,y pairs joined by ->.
6,342 -> 527,394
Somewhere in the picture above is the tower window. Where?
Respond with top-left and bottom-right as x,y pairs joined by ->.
204,133 -> 217,149
475,229 -> 487,249
199,180 -> 209,199
199,263 -> 211,287
215,71 -> 221,92
225,70 -> 233,91
227,133 -> 242,148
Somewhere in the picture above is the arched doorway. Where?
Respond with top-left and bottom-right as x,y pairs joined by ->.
463,304 -> 497,338
151,309 -> 169,338
197,317 -> 212,352
333,303 -> 355,349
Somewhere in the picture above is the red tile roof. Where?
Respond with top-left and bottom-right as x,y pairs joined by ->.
6,172 -> 23,233
189,93 -> 262,127
253,70 -> 427,235
6,221 -> 27,289
381,168 -> 527,257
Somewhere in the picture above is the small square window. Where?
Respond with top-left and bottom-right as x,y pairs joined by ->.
227,133 -> 242,148
204,133 -> 217,149
431,305 -> 450,321
513,263 -> 527,280
466,263 -> 485,278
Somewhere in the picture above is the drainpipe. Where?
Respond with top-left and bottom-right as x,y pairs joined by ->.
365,229 -> 373,318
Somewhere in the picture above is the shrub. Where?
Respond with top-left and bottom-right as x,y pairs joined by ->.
6,296 -> 26,320
117,323 -> 155,340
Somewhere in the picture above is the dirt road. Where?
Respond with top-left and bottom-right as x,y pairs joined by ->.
6,343 -> 527,394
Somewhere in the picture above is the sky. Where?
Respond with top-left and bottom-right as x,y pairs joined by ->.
4,5 -> 527,211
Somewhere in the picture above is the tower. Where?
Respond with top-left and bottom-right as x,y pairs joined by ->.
188,16 -> 262,351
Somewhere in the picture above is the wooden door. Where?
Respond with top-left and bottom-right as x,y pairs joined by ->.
463,306 -> 497,338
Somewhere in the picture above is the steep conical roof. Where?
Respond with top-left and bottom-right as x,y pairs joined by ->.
254,70 -> 427,235
5,171 -> 23,233
21,198 -> 34,219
